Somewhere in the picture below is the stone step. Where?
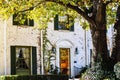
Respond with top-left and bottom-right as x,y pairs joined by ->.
69,78 -> 80,80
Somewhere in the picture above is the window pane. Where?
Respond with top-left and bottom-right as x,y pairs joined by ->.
16,47 -> 30,75
58,16 -> 69,30
54,15 -> 74,31
13,13 -> 34,26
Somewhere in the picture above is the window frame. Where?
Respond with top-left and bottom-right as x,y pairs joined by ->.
11,46 -> 37,75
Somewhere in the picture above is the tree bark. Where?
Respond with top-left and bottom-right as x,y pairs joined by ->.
91,28 -> 108,63
91,26 -> 110,70
111,5 -> 120,63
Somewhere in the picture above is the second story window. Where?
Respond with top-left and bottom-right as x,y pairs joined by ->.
13,13 -> 34,26
54,15 -> 74,31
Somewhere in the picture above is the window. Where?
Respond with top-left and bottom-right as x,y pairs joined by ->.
13,13 -> 34,26
11,46 -> 37,75
54,15 -> 74,31
16,47 -> 30,75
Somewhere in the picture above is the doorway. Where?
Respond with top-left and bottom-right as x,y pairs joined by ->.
59,48 -> 70,75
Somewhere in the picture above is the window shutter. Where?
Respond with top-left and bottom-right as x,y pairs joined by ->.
32,47 -> 37,74
70,24 -> 74,31
54,15 -> 59,30
11,46 -> 16,75
13,14 -> 19,25
29,19 -> 34,26
24,18 -> 28,25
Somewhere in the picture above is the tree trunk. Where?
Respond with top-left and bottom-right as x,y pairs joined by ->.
90,24 -> 110,70
111,5 -> 120,64
91,27 -> 108,63
90,1 -> 109,70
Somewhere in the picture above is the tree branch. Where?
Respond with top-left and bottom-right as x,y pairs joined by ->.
105,0 -> 113,5
18,0 -> 96,27
45,0 -> 96,27
18,1 -> 45,13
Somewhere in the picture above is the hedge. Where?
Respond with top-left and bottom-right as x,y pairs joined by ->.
0,74 -> 68,80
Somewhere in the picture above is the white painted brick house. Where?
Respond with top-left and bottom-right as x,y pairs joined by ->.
0,15 -> 92,77
0,14 -> 113,78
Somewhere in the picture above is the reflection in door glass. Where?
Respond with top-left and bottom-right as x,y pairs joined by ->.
60,48 -> 70,75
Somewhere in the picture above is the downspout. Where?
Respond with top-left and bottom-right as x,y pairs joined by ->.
85,30 -> 87,66
4,20 -> 7,75
41,30 -> 44,74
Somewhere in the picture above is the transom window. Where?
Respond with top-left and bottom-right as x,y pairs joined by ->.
54,15 -> 74,31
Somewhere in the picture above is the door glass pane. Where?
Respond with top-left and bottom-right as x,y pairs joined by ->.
16,47 -> 30,75
60,48 -> 70,75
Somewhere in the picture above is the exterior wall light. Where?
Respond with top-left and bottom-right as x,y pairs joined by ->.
75,48 -> 78,54
52,46 -> 56,54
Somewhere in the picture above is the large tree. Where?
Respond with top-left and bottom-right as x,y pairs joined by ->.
0,0 -> 119,70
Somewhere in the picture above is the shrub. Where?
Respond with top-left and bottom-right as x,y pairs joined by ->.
0,75 -> 18,80
82,62 -> 104,80
0,74 -> 68,80
81,62 -> 116,80
114,62 -> 120,79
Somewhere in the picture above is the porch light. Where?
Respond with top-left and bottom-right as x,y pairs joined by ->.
75,48 -> 78,54
52,46 -> 56,53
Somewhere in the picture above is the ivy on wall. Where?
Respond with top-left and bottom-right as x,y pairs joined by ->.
42,28 -> 56,74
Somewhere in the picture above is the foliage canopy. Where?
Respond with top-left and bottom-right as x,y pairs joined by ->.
0,0 -> 119,29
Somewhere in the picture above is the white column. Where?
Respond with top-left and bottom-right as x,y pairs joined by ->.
4,20 -> 7,75
85,30 -> 87,66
